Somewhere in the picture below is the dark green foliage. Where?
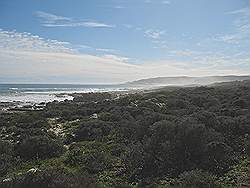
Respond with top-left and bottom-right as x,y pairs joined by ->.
0,166 -> 97,188
203,142 -> 235,175
74,120 -> 112,141
0,140 -> 16,177
1,80 -> 250,187
0,140 -> 13,156
16,136 -> 65,160
175,170 -> 221,188
0,154 -> 16,177
219,158 -> 250,187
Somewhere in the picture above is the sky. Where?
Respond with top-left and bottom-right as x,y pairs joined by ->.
0,0 -> 250,84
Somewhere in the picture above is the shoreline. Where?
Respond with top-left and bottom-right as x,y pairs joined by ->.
0,88 -> 144,113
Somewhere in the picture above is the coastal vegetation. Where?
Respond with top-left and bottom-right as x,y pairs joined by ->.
0,80 -> 249,187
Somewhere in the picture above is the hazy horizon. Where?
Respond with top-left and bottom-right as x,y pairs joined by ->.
0,0 -> 250,84
0,74 -> 250,85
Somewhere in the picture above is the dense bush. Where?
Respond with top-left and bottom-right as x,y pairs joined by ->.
1,80 -> 250,187
175,170 -> 221,188
15,136 -> 65,160
74,120 -> 113,141
0,166 -> 97,188
0,140 -> 16,176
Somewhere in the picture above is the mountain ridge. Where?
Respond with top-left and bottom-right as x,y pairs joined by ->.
123,75 -> 250,87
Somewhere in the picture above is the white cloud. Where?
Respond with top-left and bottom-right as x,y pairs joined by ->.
102,54 -> 129,62
162,1 -> 171,5
215,7 -> 250,44
35,11 -> 72,23
75,44 -> 92,49
143,29 -> 168,49
169,49 -> 199,57
113,6 -> 125,9
35,11 -> 115,28
99,5 -> 126,10
96,48 -> 116,53
43,22 -> 114,28
0,29 -> 249,84
0,30 -> 76,53
144,29 -> 166,40
145,0 -> 171,5
123,24 -> 133,29
227,7 -> 250,16
0,30 -> 140,83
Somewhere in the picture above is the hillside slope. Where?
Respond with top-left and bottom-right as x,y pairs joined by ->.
124,75 -> 250,87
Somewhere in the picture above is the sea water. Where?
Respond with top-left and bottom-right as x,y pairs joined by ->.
0,84 -> 127,103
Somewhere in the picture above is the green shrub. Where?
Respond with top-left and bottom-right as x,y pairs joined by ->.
175,170 -> 221,188
16,136 -> 65,160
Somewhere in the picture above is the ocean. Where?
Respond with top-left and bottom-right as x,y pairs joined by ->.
0,84 -> 128,103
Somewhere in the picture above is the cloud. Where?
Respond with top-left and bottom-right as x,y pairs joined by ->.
143,29 -> 168,49
113,6 -> 125,9
102,54 -> 129,62
123,24 -> 167,45
166,48 -> 250,71
145,0 -> 171,5
99,5 -> 126,10
75,44 -> 92,49
35,11 -> 115,28
215,7 -> 250,44
161,1 -> 171,5
123,24 -> 133,29
0,29 -> 249,84
144,29 -> 166,40
0,30 -> 76,53
35,11 -> 72,23
0,30 -> 140,83
169,49 -> 199,57
96,48 -> 117,53
43,22 -> 114,28
227,7 -> 250,16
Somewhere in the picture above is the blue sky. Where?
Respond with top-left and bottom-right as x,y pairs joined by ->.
0,0 -> 249,83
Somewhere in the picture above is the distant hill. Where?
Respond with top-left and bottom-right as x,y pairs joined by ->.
123,75 -> 250,88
